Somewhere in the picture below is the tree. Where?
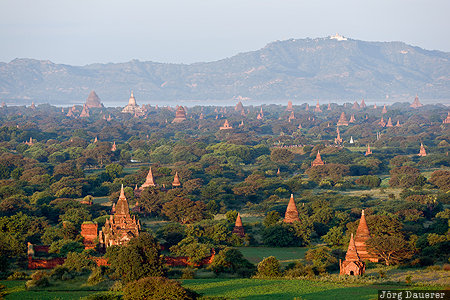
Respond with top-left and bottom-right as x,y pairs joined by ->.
209,247 -> 255,277
256,256 -> 282,278
63,252 -> 96,272
105,233 -> 164,283
123,276 -> 197,300
105,163 -> 123,180
263,211 -> 281,227
355,175 -> 381,188
162,197 -> 210,224
170,236 -> 212,265
322,226 -> 344,247
305,246 -> 337,271
306,163 -> 350,183
366,235 -> 413,266
389,166 -> 423,188
270,148 -> 295,164
429,170 -> 450,191
262,224 -> 298,247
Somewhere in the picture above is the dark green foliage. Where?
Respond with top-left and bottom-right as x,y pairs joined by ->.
355,175 -> 381,188
256,256 -> 282,278
209,247 -> 255,277
262,224 -> 298,247
105,233 -> 164,283
123,276 -> 198,300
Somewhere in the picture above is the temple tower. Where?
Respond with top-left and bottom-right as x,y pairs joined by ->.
443,112 -> 450,124
232,213 -> 245,237
354,210 -> 378,262
418,143 -> 427,157
337,112 -> 349,126
365,144 -> 372,156
85,91 -> 103,108
360,99 -> 366,108
386,117 -> 393,127
220,120 -> 233,130
311,150 -> 325,167
339,233 -> 365,275
314,100 -> 322,113
286,101 -> 293,111
382,105 -> 387,114
352,101 -> 359,110
284,194 -> 300,223
410,95 -> 423,108
172,172 -> 181,187
172,106 -> 187,123
140,167 -> 156,191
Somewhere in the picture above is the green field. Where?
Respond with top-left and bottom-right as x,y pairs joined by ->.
182,278 -> 408,300
237,247 -> 307,266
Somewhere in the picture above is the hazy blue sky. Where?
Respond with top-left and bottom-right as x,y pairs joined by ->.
1,0 -> 449,65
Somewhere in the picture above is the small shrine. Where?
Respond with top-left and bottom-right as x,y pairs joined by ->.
220,120 -> 233,130
339,233 -> 365,275
172,172 -> 181,187
349,114 -> 356,123
386,117 -> 393,127
365,144 -> 372,156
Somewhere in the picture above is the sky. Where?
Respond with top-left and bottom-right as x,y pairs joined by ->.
1,0 -> 449,66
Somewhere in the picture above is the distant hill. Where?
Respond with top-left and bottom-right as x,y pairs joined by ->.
0,36 -> 449,105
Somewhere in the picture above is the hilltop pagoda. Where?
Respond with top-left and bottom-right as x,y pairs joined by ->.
311,150 -> 325,167
314,100 -> 322,113
85,90 -> 103,108
172,106 -> 187,123
235,101 -> 244,113
386,117 -> 393,127
360,99 -> 366,108
410,95 -> 423,108
443,112 -> 450,124
100,185 -> 140,247
352,101 -> 359,110
122,91 -> 143,115
79,104 -> 90,117
286,101 -> 293,111
220,120 -> 233,130
382,105 -> 387,114
354,210 -> 378,262
339,233 -> 366,275
418,143 -> 427,157
232,213 -> 245,237
337,112 -> 349,126
284,194 -> 300,223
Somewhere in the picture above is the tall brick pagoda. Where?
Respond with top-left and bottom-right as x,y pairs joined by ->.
354,210 -> 378,262
232,213 -> 245,237
284,194 -> 300,223
122,91 -> 143,115
382,105 -> 387,114
100,185 -> 140,247
352,101 -> 359,110
443,112 -> 450,124
286,101 -> 293,111
365,144 -> 372,156
314,100 -> 322,113
138,167 -> 156,194
386,117 -> 393,127
360,99 -> 366,108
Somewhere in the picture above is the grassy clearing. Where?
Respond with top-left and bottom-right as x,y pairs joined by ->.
1,278 -> 115,300
237,247 -> 307,266
182,278 -> 395,300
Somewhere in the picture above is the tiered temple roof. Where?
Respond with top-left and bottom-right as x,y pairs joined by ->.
418,143 -> 427,157
122,91 -> 143,115
314,100 -> 322,113
172,106 -> 187,123
284,194 -> 300,223
140,167 -> 156,190
311,150 -> 325,167
286,101 -> 293,111
410,95 -> 423,108
100,185 -> 140,247
337,112 -> 349,126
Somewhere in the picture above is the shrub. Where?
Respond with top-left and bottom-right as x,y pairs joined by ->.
123,276 -> 198,300
7,271 -> 30,280
256,256 -> 282,278
181,268 -> 195,279
26,270 -> 50,289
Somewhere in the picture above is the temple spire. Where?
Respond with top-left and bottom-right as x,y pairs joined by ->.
345,233 -> 360,261
284,194 -> 300,223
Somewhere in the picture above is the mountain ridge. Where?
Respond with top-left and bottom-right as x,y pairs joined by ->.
1,37 -> 449,104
